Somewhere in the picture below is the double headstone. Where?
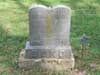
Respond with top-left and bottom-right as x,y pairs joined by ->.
19,5 -> 74,71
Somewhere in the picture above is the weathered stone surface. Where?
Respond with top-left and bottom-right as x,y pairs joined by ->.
19,5 -> 74,70
25,5 -> 73,58
51,5 -> 71,45
19,49 -> 74,71
29,5 -> 48,46
29,5 -> 71,46
25,41 -> 73,58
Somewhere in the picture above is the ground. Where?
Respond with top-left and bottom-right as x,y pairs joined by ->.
0,0 -> 100,75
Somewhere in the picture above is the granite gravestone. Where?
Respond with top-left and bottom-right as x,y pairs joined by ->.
19,5 -> 74,70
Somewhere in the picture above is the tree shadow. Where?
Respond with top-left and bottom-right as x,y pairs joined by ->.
35,0 -> 55,6
0,24 -> 28,56
14,0 -> 28,12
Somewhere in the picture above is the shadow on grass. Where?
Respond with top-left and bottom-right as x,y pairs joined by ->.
0,25 -> 27,53
0,25 -> 27,69
14,0 -> 28,12
34,0 -> 81,7
36,0 -> 55,6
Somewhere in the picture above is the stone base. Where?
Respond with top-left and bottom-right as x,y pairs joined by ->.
25,41 -> 74,59
19,49 -> 74,71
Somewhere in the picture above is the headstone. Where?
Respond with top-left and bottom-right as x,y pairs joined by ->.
19,5 -> 74,71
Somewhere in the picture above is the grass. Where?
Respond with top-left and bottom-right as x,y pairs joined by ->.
0,0 -> 100,75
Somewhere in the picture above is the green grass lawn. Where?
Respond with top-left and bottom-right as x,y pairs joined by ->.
0,0 -> 100,75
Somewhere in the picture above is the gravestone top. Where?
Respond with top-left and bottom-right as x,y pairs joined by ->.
28,5 -> 71,47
